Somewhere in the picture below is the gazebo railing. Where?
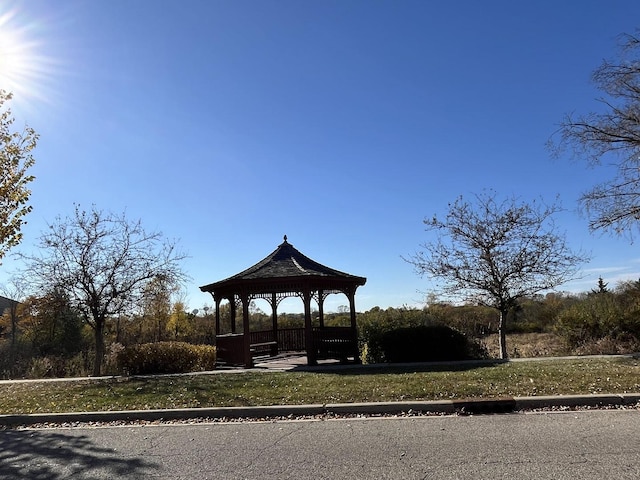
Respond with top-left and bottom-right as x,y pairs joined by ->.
217,326 -> 358,365
247,328 -> 307,353
312,326 -> 358,361
247,330 -> 277,356
276,328 -> 306,351
248,330 -> 276,345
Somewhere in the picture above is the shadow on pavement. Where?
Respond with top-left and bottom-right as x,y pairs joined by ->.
0,429 -> 160,479
288,358 -> 508,375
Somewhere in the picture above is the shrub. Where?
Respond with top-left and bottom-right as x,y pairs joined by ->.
24,353 -> 93,379
27,357 -> 54,378
507,320 -> 545,334
116,342 -> 216,375
377,325 -> 487,363
573,334 -> 640,356
554,292 -> 640,348
63,351 -> 93,377
358,306 -> 437,363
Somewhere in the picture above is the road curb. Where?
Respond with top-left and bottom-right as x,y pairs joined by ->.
452,397 -> 516,414
1,394 -> 639,427
325,401 -> 455,415
0,404 -> 327,426
515,393 -> 640,410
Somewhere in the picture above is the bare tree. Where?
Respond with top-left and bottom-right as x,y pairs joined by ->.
552,32 -> 640,237
0,90 -> 38,264
23,205 -> 188,375
406,192 -> 589,359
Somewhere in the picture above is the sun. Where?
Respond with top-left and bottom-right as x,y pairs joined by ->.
0,7 -> 53,107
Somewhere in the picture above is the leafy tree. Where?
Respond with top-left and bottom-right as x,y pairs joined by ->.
186,307 -> 215,345
0,90 -> 38,264
139,274 -> 178,343
553,32 -> 640,237
23,205 -> 187,376
19,290 -> 85,357
166,301 -> 193,340
406,191 -> 589,359
248,300 -> 271,331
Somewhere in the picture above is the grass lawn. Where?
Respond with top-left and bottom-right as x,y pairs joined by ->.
1,357 -> 639,415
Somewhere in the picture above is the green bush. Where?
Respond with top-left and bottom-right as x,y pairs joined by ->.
358,306 -> 437,363
572,334 -> 640,355
116,342 -> 216,375
554,292 -> 640,348
378,325 -> 487,363
507,320 -> 545,334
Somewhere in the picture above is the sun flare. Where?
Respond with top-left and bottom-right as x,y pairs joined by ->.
0,8 -> 53,107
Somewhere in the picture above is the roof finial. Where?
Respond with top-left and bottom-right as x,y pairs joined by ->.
283,234 -> 288,243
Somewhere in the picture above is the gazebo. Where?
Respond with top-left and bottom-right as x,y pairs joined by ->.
200,236 -> 367,368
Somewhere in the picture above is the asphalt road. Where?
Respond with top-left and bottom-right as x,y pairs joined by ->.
1,410 -> 639,479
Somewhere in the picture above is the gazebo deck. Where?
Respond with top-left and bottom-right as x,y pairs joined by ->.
252,352 -> 345,370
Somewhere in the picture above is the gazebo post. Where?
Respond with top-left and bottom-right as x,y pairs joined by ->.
318,289 -> 325,328
241,293 -> 252,368
271,293 -> 279,355
214,296 -> 221,335
303,289 -> 317,366
348,289 -> 361,363
349,290 -> 357,330
229,296 -> 237,334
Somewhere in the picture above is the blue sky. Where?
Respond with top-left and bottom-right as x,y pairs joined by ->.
1,0 -> 640,313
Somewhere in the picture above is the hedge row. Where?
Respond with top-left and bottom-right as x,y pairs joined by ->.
116,342 -> 216,375
375,325 -> 487,363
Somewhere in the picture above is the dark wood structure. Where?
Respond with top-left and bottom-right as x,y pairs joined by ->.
0,295 -> 17,317
200,236 -> 367,368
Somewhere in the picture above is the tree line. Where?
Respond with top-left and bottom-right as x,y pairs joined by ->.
358,277 -> 640,359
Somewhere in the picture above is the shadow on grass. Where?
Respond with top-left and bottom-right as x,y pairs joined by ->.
0,429 -> 160,479
290,358 -> 508,375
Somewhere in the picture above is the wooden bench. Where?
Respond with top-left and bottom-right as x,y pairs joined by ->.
249,341 -> 278,357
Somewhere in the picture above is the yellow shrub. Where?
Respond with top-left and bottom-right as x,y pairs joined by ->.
117,342 -> 216,375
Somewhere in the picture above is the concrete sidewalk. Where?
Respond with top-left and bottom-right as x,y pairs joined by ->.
253,352 -> 640,372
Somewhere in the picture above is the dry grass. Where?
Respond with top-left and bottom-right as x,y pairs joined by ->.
482,333 -> 570,358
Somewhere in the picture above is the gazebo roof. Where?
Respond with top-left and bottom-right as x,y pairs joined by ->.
199,236 -> 366,297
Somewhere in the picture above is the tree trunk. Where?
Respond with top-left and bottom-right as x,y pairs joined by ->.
93,319 -> 105,376
115,316 -> 121,343
9,303 -> 17,349
498,309 -> 508,360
